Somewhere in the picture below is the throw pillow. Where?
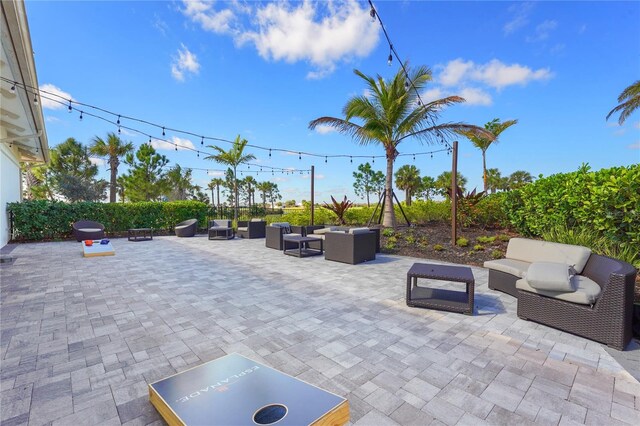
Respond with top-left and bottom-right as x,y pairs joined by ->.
526,261 -> 575,292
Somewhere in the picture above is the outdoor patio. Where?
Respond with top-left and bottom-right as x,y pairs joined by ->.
1,236 -> 639,426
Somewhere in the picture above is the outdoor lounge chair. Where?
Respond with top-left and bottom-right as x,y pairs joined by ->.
208,220 -> 233,240
72,220 -> 105,242
174,219 -> 198,237
265,223 -> 305,250
237,219 -> 266,239
324,228 -> 377,265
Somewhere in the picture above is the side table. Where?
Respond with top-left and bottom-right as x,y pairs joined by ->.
406,263 -> 475,315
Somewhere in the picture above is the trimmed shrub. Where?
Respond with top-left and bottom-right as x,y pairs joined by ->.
456,237 -> 469,247
502,164 -> 639,251
401,200 -> 450,224
8,200 -> 209,241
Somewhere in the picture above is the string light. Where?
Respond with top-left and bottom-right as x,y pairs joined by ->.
10,82 -> 16,92
79,111 -> 83,120
162,127 -> 166,136
387,48 -> 393,66
2,77 -> 449,165
325,156 -> 327,163
33,95 -> 38,105
68,100 -> 72,113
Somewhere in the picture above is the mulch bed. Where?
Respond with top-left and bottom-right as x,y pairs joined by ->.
379,221 -> 515,267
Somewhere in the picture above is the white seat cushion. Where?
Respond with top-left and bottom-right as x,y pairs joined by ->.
313,227 -> 337,235
237,227 -> 248,232
526,262 -> 574,292
506,238 -> 592,273
349,227 -> 371,235
484,259 -> 531,278
516,275 -> 601,305
79,228 -> 102,233
250,218 -> 263,222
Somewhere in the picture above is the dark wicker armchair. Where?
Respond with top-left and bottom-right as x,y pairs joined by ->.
265,224 -> 304,250
72,220 -> 105,242
324,230 -> 377,265
517,254 -> 637,350
237,220 -> 266,239
175,219 -> 198,237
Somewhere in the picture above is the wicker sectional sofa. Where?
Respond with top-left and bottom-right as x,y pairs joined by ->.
484,238 -> 637,350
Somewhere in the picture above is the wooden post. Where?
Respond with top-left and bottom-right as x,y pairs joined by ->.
310,165 -> 315,225
451,141 -> 458,245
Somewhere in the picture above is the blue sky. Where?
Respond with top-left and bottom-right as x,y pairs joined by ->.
26,0 -> 640,204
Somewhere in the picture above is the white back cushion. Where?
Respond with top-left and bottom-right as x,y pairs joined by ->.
349,227 -> 371,235
506,238 -> 592,273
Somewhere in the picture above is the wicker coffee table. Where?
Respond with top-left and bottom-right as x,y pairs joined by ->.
406,263 -> 475,315
282,235 -> 323,257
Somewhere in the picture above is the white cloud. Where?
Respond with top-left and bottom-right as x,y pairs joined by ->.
314,124 -> 337,135
151,136 -> 195,151
458,87 -> 492,106
182,0 -> 236,34
207,170 -> 225,176
438,58 -> 553,90
45,116 -> 60,123
526,20 -> 558,43
439,59 -> 474,86
503,2 -> 534,35
302,173 -> 324,179
38,84 -> 74,110
627,141 -> 640,150
182,0 -> 380,79
89,157 -> 105,167
171,44 -> 200,81
420,88 -> 444,103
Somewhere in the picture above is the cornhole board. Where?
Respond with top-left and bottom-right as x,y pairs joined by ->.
149,353 -> 349,426
82,241 -> 115,257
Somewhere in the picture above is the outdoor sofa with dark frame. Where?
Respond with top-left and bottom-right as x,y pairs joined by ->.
174,219 -> 198,237
484,238 -> 637,350
237,219 -> 266,239
324,229 -> 377,265
265,223 -> 306,250
72,220 -> 105,242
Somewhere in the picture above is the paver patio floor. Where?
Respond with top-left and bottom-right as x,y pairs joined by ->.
1,236 -> 639,425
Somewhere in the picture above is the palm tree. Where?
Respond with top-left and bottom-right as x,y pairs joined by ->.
485,168 -> 508,194
459,118 -> 517,193
435,171 -> 467,198
394,164 -> 421,206
165,164 -> 194,200
309,65 -> 491,227
90,132 -> 134,203
208,178 -> 225,208
607,80 -> 640,125
204,135 -> 256,222
256,181 -> 271,209
243,176 -> 258,209
508,170 -> 533,190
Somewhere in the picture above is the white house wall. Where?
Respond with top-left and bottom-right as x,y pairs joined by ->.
0,140 -> 21,247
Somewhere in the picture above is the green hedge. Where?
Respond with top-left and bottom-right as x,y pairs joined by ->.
8,200 -> 209,241
502,164 -> 640,250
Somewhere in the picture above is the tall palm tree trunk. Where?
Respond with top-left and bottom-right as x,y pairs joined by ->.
366,191 -> 370,207
109,158 -> 118,203
482,150 -> 488,193
216,185 -> 220,210
383,155 -> 396,228
406,189 -> 411,206
233,167 -> 239,222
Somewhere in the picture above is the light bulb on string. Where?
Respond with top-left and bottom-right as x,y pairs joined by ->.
269,149 -> 272,158
118,127 -> 121,134
10,82 -> 16,92
372,156 -> 375,164
68,100 -> 72,113
413,154 -> 416,161
405,80 -> 409,90
174,144 -> 177,151
117,115 -> 121,125
387,46 -> 393,66
201,136 -> 204,146
350,156 -> 353,164
369,6 -> 376,21
325,156 -> 327,163
197,151 -> 199,158
79,111 -> 83,121
298,152 -> 301,160
162,127 -> 165,137
33,95 -> 38,105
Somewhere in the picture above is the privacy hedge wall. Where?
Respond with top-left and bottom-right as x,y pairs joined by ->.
502,164 -> 640,249
7,200 -> 209,241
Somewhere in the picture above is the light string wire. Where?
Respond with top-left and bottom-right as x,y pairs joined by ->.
2,76 -> 450,163
368,0 -> 453,151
